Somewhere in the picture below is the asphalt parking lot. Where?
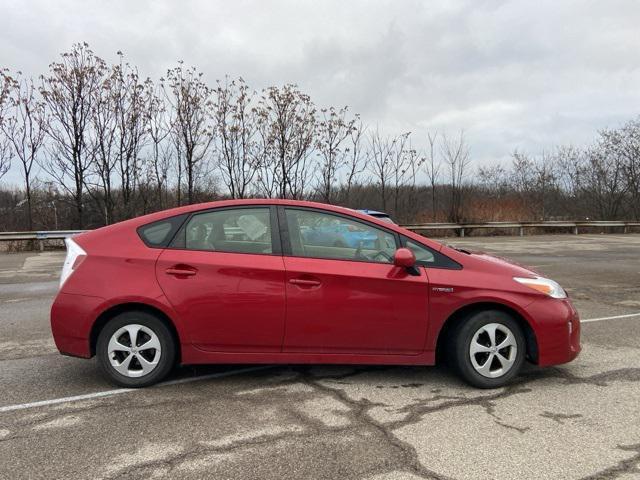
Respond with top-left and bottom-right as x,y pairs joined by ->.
1,234 -> 639,480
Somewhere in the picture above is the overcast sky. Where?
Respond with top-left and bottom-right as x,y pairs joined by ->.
3,0 -> 640,180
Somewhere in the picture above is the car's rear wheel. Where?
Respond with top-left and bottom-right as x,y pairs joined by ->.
450,310 -> 526,388
96,311 -> 175,388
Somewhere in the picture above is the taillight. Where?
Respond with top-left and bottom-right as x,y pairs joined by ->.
59,238 -> 87,288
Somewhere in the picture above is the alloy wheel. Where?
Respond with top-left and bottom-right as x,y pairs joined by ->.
469,322 -> 518,379
107,324 -> 162,378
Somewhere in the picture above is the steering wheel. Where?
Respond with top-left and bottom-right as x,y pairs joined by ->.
372,250 -> 393,262
354,242 -> 393,262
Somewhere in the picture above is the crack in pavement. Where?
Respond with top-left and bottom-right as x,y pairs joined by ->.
103,366 -> 454,480
550,367 -> 640,387
539,411 -> 583,424
299,368 -> 455,480
98,364 -> 640,479
101,429 -> 330,480
579,444 -> 640,480
3,363 -> 640,479
385,384 -> 532,431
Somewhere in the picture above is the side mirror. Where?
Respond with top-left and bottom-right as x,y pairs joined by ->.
394,248 -> 416,268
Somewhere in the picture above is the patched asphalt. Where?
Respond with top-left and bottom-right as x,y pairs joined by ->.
0,234 -> 639,479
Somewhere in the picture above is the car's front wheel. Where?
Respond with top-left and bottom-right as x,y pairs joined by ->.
96,311 -> 176,387
450,310 -> 526,388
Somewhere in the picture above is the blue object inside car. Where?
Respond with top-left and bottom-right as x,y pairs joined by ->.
299,209 -> 396,249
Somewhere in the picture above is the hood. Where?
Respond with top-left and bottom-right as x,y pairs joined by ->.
471,251 -> 541,277
443,245 -> 540,278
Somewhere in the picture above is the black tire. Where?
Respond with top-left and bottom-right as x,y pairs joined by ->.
96,310 -> 176,388
450,309 -> 526,389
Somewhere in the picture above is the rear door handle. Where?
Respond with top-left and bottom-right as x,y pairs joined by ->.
289,278 -> 321,287
165,266 -> 198,277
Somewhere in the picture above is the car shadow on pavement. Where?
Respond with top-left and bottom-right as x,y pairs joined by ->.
163,361 -> 560,392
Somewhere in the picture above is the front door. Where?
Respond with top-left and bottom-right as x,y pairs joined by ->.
281,208 -> 429,355
156,206 -> 286,352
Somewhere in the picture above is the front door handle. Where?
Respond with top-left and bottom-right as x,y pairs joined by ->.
165,266 -> 198,277
289,278 -> 321,287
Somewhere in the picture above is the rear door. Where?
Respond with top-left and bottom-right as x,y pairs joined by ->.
155,206 -> 286,352
280,207 -> 430,355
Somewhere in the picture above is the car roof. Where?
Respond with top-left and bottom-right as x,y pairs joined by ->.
142,199 -> 364,220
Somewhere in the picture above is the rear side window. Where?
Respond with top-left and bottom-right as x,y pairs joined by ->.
138,214 -> 187,248
179,207 -> 274,255
403,237 -> 462,270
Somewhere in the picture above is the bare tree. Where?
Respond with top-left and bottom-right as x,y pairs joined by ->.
89,69 -> 119,224
1,73 -> 47,229
172,132 -> 184,205
164,63 -> 214,205
368,130 -> 412,213
9,42 -> 640,229
0,137 -> 10,183
477,163 -> 508,194
583,134 -> 628,219
0,69 -> 10,115
424,132 -> 440,220
403,144 -> 423,221
0,70 -> 14,183
214,77 -> 260,199
145,81 -> 173,209
441,130 -> 471,223
111,54 -> 149,217
510,150 -> 537,217
314,106 -> 354,203
391,133 -> 412,216
555,145 -> 583,197
342,117 -> 367,204
534,151 -> 558,220
604,119 -> 640,219
40,43 -> 107,228
255,151 -> 279,198
368,128 -> 394,211
256,84 -> 316,199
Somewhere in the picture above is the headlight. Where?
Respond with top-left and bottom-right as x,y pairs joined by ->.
513,276 -> 566,299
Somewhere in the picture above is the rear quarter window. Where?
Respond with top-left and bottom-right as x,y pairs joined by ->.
137,214 -> 188,248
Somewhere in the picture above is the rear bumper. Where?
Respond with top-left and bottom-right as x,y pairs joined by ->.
50,292 -> 105,358
526,297 -> 581,366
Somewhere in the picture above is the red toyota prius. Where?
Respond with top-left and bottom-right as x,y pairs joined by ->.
51,200 -> 580,388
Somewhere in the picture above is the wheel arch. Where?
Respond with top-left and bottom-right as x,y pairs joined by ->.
90,302 -> 182,362
435,301 -> 539,365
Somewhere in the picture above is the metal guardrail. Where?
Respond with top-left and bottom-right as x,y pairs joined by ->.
0,230 -> 86,250
401,221 -> 640,237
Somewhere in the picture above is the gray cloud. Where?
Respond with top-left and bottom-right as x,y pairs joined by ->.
2,0 -> 640,180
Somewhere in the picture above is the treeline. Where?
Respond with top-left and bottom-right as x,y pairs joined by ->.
1,43 -> 639,231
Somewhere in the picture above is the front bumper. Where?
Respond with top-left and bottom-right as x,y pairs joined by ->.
526,297 -> 581,366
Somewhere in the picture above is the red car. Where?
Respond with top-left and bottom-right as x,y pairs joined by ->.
51,200 -> 580,388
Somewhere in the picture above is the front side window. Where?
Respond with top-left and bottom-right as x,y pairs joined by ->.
403,237 -> 461,269
285,209 -> 397,263
182,208 -> 273,254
